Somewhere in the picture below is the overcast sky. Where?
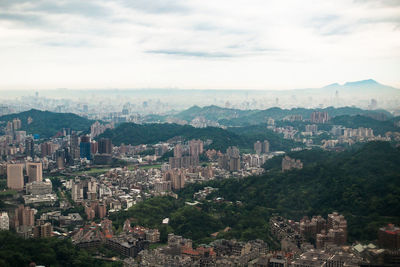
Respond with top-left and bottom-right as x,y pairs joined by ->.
0,0 -> 399,90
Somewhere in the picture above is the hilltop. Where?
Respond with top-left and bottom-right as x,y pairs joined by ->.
0,109 -> 93,138
161,105 -> 392,126
98,123 -> 298,151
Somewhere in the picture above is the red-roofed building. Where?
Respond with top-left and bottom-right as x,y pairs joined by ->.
378,224 -> 400,250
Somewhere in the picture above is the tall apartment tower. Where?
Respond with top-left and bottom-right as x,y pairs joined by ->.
80,135 -> 92,160
12,118 -> 21,131
25,137 -> 34,158
98,138 -> 112,154
26,162 -> 43,183
34,222 -> 52,238
189,139 -> 203,156
254,141 -> 262,155
40,142 -> 53,157
70,132 -> 80,159
310,111 -> 329,124
262,140 -> 270,153
173,144 -> 183,158
7,164 -> 24,190
14,205 -> 35,227
56,149 -> 65,169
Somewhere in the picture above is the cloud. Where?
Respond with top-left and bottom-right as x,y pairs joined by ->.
0,0 -> 399,90
354,0 -> 400,7
146,49 -> 234,58
0,12 -> 44,26
117,0 -> 190,14
28,1 -> 111,18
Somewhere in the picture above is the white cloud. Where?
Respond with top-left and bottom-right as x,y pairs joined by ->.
0,0 -> 399,90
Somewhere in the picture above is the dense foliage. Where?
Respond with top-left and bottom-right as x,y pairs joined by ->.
201,142 -> 400,242
110,142 -> 400,246
99,123 -> 297,151
226,124 -> 300,151
0,109 -> 93,138
142,105 -> 391,126
0,231 -> 122,267
330,115 -> 398,135
218,106 -> 392,126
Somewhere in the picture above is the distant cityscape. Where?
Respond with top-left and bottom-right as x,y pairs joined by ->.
0,95 -> 399,266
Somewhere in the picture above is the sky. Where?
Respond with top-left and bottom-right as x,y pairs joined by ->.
0,0 -> 399,90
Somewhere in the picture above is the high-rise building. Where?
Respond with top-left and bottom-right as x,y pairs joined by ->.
173,144 -> 183,158
310,111 -> 329,124
80,135 -> 92,160
254,141 -> 262,155
226,146 -> 240,158
262,140 -> 270,153
40,142 -> 54,157
316,212 -> 347,248
255,140 -> 270,155
98,138 -> 112,154
219,146 -> 241,172
189,139 -> 203,156
12,118 -> 21,131
13,205 -> 35,228
26,162 -> 42,183
33,222 -> 52,238
91,140 -> 98,155
72,182 -> 84,202
7,164 -> 24,190
56,149 -> 65,169
0,212 -> 9,230
70,132 -> 80,159
169,156 -> 199,169
25,137 -> 34,158
378,224 -> 400,250
163,169 -> 186,190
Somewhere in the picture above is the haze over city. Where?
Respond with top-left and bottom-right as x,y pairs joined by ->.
0,1 -> 400,267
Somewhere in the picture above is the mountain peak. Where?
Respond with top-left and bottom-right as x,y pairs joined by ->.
323,83 -> 340,88
344,79 -> 379,87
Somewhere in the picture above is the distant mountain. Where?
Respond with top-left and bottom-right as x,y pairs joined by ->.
322,79 -> 400,95
0,109 -> 92,138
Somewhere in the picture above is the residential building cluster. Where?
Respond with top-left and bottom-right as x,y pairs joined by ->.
282,156 -> 303,172
138,234 -> 268,266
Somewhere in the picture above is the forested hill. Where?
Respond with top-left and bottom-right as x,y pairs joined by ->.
330,115 -> 399,135
0,231 -> 120,267
179,141 -> 400,242
0,109 -> 92,138
98,123 -> 299,151
169,105 -> 392,126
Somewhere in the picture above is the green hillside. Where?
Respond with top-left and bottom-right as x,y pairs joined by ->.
99,123 -> 298,151
174,105 -> 254,122
0,109 -> 93,138
221,106 -> 392,126
0,231 -> 121,267
198,141 -> 400,241
109,142 -> 400,244
331,115 -> 398,135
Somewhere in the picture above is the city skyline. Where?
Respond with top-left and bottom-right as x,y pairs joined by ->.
0,0 -> 399,90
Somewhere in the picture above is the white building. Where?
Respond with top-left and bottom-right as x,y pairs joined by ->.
0,212 -> 9,230
26,179 -> 52,195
